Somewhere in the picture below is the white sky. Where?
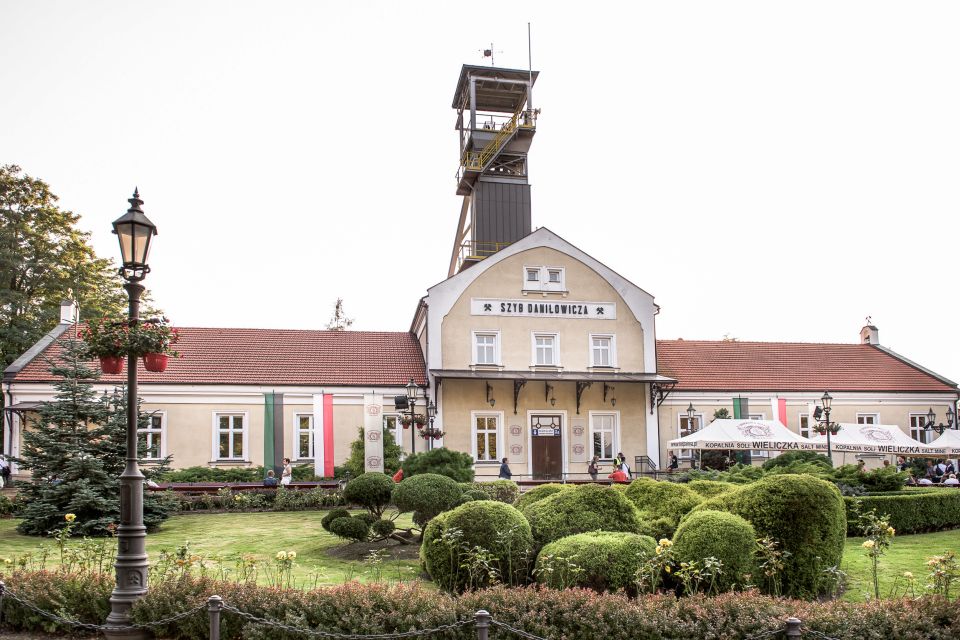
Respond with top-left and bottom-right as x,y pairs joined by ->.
3,1 -> 959,388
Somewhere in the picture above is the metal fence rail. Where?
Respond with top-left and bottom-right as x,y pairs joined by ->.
0,581 -> 840,640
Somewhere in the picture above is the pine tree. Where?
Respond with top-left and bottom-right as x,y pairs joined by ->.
15,338 -> 173,536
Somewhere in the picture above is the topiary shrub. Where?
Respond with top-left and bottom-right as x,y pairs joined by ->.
762,451 -> 832,471
515,483 -> 570,512
672,510 -> 756,593
523,484 -> 643,549
371,518 -> 395,538
421,500 -> 532,592
355,512 -> 379,526
401,447 -> 475,482
636,516 -> 677,541
471,479 -> 520,504
686,479 -> 736,498
842,490 -> 960,535
342,472 -> 394,517
393,473 -> 463,528
535,531 -> 656,593
321,508 -> 351,532
688,474 -> 846,598
328,516 -> 370,542
624,478 -> 704,522
464,489 -> 491,501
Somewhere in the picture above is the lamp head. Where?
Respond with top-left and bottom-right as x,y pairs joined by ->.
112,188 -> 157,282
405,378 -> 418,400
820,391 -> 833,411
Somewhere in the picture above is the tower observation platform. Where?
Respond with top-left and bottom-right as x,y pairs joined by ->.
449,64 -> 540,276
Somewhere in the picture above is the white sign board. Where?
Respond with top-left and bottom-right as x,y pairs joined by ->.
471,299 -> 616,319
363,394 -> 384,473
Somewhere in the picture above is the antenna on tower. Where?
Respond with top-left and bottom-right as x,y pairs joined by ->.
479,43 -> 503,66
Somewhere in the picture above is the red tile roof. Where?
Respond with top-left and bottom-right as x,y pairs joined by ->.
12,327 -> 426,387
656,339 -> 957,393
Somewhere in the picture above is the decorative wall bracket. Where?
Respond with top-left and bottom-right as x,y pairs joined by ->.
576,381 -> 592,414
650,381 -> 677,414
513,379 -> 526,414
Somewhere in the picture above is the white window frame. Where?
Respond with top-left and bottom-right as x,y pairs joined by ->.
857,413 -> 879,425
588,333 -> 617,368
140,411 -> 166,460
531,332 -> 560,367
472,330 -> 502,367
522,266 -> 566,292
383,413 -> 402,447
294,413 -> 314,461
471,410 -> 504,463
523,266 -> 542,290
798,412 -> 810,439
211,412 -> 249,462
677,412 -> 704,460
749,413 -> 769,458
544,267 -> 565,292
588,411 -> 620,461
908,413 -> 930,444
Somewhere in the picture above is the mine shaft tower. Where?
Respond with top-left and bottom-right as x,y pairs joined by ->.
449,64 -> 540,276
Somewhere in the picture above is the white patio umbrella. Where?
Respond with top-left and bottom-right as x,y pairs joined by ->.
808,423 -> 947,456
668,418 -> 824,452
928,429 -> 960,456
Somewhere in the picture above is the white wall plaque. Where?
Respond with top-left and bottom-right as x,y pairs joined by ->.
471,299 -> 616,319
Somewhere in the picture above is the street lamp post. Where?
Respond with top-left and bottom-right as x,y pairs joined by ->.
686,403 -> 698,469
406,378 -> 419,455
925,406 -> 957,438
105,189 -> 157,638
426,400 -> 437,450
813,391 -> 839,461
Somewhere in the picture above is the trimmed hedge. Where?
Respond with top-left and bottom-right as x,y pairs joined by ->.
421,500 -> 532,592
690,474 -> 846,598
535,531 -> 656,593
843,489 -> 960,535
625,479 -> 704,522
5,571 -> 960,639
685,479 -> 736,498
471,479 -> 521,504
400,447 -> 475,482
523,484 -> 643,549
672,510 -> 756,592
515,483 -> 570,512
393,473 -> 463,527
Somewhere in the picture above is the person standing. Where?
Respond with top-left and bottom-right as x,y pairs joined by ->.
0,455 -> 9,488
498,457 -> 512,479
669,453 -> 679,472
587,456 -> 600,481
280,457 -> 293,486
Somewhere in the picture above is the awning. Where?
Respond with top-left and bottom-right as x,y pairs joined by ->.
431,369 -> 676,384
929,429 -> 960,456
810,423 -> 948,455
669,419 -> 825,452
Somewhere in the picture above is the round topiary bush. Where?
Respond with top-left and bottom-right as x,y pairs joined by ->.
355,512 -> 379,526
515,483 -> 570,513
534,531 -> 656,593
464,489 -> 491,501
636,516 -> 677,541
523,484 -> 643,549
688,474 -> 846,598
321,508 -> 351,532
421,500 -> 532,592
371,518 -> 395,538
473,479 -> 520,504
393,473 -> 463,527
342,472 -> 395,517
328,516 -> 370,542
624,478 -> 703,522
686,480 -> 736,498
400,447 -> 475,482
672,509 -> 756,593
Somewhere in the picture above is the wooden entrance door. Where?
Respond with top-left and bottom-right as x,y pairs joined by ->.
531,414 -> 563,480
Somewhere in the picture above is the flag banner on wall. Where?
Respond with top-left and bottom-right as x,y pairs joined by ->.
313,394 -> 335,479
733,397 -> 749,419
770,398 -> 787,426
363,394 -> 384,473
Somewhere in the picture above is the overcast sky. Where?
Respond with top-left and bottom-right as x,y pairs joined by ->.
3,1 -> 959,388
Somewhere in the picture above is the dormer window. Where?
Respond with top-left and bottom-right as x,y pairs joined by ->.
523,266 -> 565,292
526,269 -> 540,283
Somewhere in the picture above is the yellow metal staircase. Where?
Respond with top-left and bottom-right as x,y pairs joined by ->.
460,105 -> 536,173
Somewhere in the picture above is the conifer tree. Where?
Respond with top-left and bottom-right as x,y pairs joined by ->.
15,338 -> 173,536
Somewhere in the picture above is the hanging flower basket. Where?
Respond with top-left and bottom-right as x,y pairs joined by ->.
81,317 -> 129,359
142,353 -> 169,372
814,426 -> 827,435
401,414 -> 427,428
419,427 -> 444,440
128,320 -> 181,359
830,426 -> 842,435
99,355 -> 124,375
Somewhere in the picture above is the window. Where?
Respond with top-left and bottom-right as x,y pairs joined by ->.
749,414 -> 769,458
533,333 -> 558,366
590,413 -> 617,459
383,414 -> 401,446
548,269 -> 562,283
857,414 -> 878,425
295,414 -> 314,460
215,413 -> 246,461
140,413 -> 164,460
909,414 -> 929,444
526,268 -> 540,283
473,331 -> 500,366
678,413 -> 702,459
799,413 -> 810,439
590,334 -> 615,367
473,413 -> 500,461
523,266 -> 565,291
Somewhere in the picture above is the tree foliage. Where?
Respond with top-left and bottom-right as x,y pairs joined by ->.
343,426 -> 402,478
0,165 -> 127,369
14,339 -> 173,536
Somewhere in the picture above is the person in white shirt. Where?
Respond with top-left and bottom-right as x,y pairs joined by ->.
918,477 -> 934,486
944,473 -> 959,486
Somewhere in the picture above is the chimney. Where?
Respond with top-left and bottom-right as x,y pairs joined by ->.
860,320 -> 879,345
59,299 -> 78,324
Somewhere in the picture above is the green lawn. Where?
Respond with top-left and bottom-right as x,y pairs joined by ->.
841,530 -> 959,601
0,511 -> 423,588
1,511 -> 957,600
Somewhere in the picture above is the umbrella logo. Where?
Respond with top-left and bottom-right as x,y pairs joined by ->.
738,422 -> 773,438
860,426 -> 894,442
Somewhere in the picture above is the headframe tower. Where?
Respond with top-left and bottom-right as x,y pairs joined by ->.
449,64 -> 540,276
